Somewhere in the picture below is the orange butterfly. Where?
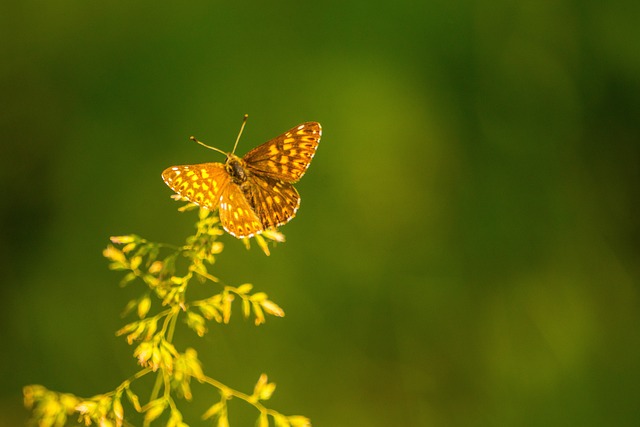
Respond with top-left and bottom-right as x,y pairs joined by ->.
162,115 -> 321,238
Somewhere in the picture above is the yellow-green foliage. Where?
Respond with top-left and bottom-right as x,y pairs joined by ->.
24,205 -> 310,427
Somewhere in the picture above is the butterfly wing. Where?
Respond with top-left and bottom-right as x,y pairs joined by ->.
162,162 -> 263,238
161,163 -> 230,210
242,122 -> 321,183
250,176 -> 301,230
218,185 -> 264,238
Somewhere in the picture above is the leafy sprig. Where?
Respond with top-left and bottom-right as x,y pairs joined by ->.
24,206 -> 310,427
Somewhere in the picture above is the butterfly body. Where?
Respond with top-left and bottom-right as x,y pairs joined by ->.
226,154 -> 249,184
162,122 -> 321,239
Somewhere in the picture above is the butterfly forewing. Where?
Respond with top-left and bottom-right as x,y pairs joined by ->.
242,122 -> 321,183
250,176 -> 301,229
161,163 -> 230,210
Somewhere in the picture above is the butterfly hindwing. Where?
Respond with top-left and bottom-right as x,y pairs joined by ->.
250,176 -> 301,229
161,163 -> 230,210
242,122 -> 321,183
218,185 -> 264,238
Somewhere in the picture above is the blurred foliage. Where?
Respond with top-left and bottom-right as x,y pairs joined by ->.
1,0 -> 639,426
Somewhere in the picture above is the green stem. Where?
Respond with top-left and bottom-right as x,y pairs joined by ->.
166,308 -> 179,342
120,368 -> 152,392
201,375 -> 280,418
143,374 -> 164,427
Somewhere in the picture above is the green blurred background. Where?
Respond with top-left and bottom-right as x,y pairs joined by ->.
2,0 -> 639,426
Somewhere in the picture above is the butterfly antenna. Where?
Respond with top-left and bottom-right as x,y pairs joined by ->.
189,136 -> 228,156
231,114 -> 249,154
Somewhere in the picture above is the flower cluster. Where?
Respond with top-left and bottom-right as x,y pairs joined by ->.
24,206 -> 310,427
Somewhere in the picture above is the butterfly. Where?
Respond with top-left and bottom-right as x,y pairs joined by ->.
162,115 -> 321,239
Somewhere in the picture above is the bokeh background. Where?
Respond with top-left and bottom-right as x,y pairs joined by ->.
2,1 -> 639,426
